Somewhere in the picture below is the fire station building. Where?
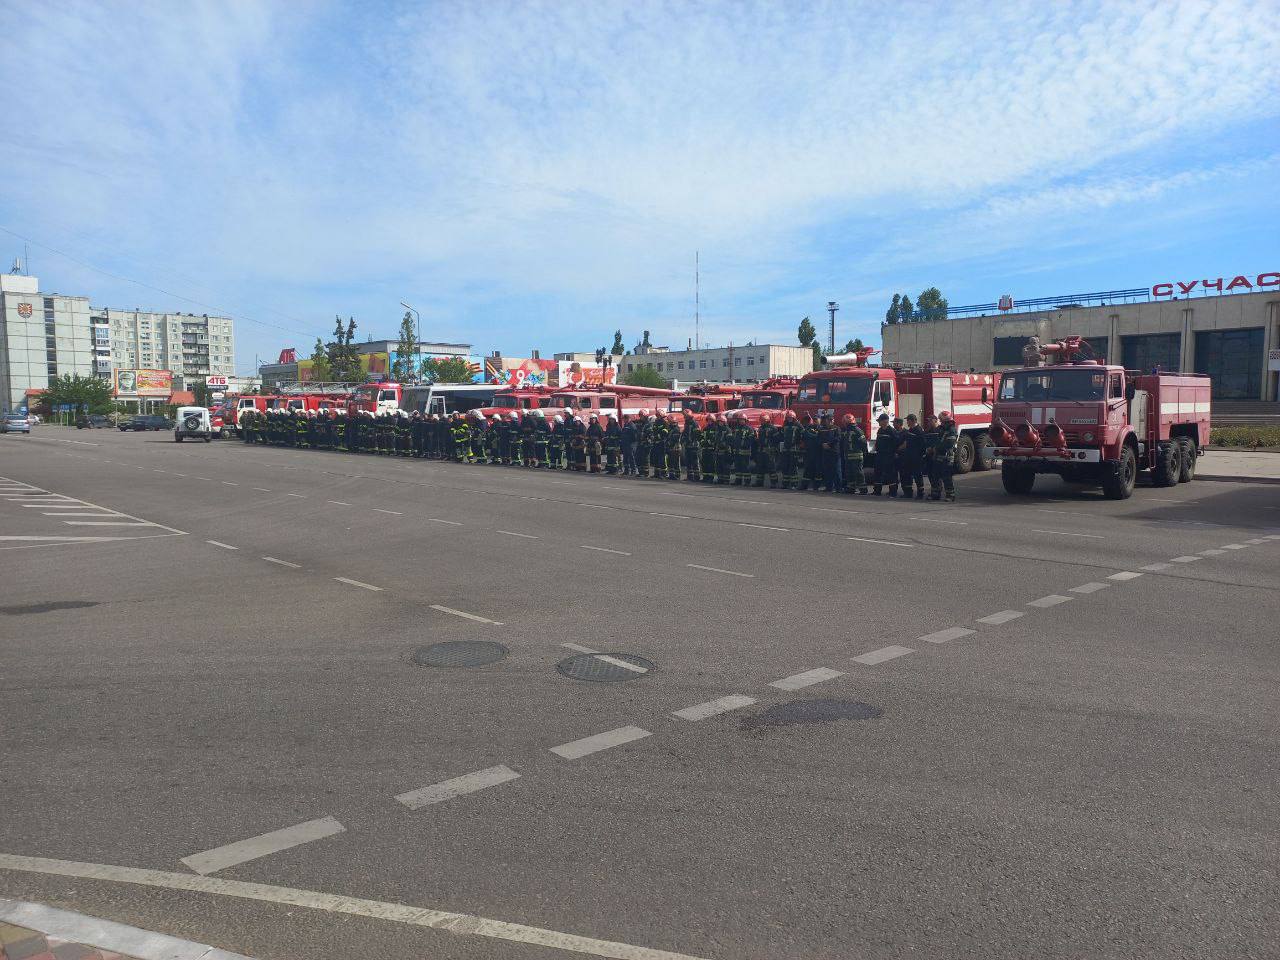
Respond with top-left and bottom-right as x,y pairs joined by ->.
881,280 -> 1279,401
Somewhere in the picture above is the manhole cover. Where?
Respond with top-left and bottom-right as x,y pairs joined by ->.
555,653 -> 654,682
741,699 -> 882,730
413,640 -> 509,668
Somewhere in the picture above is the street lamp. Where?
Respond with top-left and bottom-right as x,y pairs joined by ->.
399,301 -> 420,382
827,301 -> 839,355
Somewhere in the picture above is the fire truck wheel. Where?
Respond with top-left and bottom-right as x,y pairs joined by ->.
973,432 -> 993,471
1001,461 -> 1035,495
1176,437 -> 1196,481
953,435 -> 976,474
1103,444 -> 1136,500
1152,441 -> 1181,487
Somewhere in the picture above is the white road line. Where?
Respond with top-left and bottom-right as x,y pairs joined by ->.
1070,582 -> 1109,594
428,518 -> 462,525
1220,543 -> 1246,549
977,610 -> 1024,625
496,530 -> 539,539
1108,571 -> 1143,581
1141,562 -> 1172,571
1244,537 -> 1268,544
1031,529 -> 1106,539
1027,595 -> 1072,607
285,493 -> 306,498
919,626 -> 974,644
580,545 -> 631,555
395,765 -> 521,809
593,654 -> 649,673
550,726 -> 651,760
650,512 -> 689,519
672,695 -> 757,721
252,487 -> 271,492
222,481 -> 239,486
847,535 -> 913,547
686,563 -> 754,578
61,521 -> 150,526
727,498 -> 769,505
372,508 -> 402,515
194,477 -> 214,482
738,523 -> 788,532
335,577 -> 383,591
326,500 -> 351,506
262,556 -> 301,568
429,604 -> 504,625
550,480 -> 577,485
171,473 -> 187,478
179,816 -> 346,876
42,511 -> 117,517
769,667 -> 844,691
852,645 -> 914,665
206,540 -> 239,550
0,853 -> 704,960
561,643 -> 599,654
578,503 -> 612,510
904,516 -> 968,524
1170,556 -> 1200,563
1198,548 -> 1227,556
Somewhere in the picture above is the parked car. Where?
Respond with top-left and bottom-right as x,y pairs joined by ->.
1,413 -> 31,434
118,415 -> 172,432
26,413 -> 41,424
174,406 -> 212,442
75,414 -> 112,429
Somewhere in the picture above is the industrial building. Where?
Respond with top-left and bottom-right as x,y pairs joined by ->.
882,283 -> 1279,400
0,273 -> 97,412
620,343 -> 812,385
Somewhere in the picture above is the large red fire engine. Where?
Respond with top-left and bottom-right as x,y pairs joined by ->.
544,383 -> 679,422
668,384 -> 744,426
990,336 -> 1211,500
471,386 -> 558,419
792,349 -> 1000,473
734,376 -> 800,426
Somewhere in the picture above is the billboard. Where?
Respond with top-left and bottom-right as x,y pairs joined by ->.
558,361 -> 617,388
485,357 -> 558,387
114,368 -> 173,397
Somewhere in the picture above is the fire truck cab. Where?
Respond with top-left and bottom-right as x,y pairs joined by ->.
668,385 -> 743,426
471,387 -> 556,419
734,376 -> 799,426
548,384 -> 678,422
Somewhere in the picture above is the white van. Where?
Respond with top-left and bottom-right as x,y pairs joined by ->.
174,406 -> 212,442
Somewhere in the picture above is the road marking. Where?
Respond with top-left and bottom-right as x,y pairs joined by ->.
42,512 -> 118,518
286,493 -> 306,498
977,610 -> 1024,625
206,540 -> 239,550
578,503 -> 612,510
496,530 -> 539,539
550,725 -> 651,760
194,477 -> 214,482
593,654 -> 649,673
429,604 -> 504,625
1141,562 -> 1171,571
1244,537 -> 1268,544
1170,555 -> 1200,563
395,765 -> 522,809
1108,571 -> 1143,581
61,520 -> 151,526
561,643 -> 599,654
738,523 -> 788,532
179,817 -> 346,876
1070,582 -> 1109,594
1031,529 -> 1106,539
262,556 -> 301,568
581,545 -> 631,555
171,473 -> 187,478
373,508 -> 403,515
222,481 -> 239,486
335,577 -> 382,591
904,516 -> 968,524
672,695 -> 757,721
769,667 -> 844,691
852,644 -> 914,665
1221,544 -> 1245,549
1198,548 -> 1227,556
727,498 -> 769,505
550,480 -> 577,485
1027,595 -> 1072,607
326,500 -> 351,506
428,518 -> 462,525
252,487 -> 271,492
0,853 -> 704,960
650,512 -> 689,519
846,535 -> 913,547
919,626 -> 974,644
686,563 -> 754,578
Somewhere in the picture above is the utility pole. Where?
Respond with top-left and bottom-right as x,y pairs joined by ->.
827,301 -> 839,355
694,252 -> 700,351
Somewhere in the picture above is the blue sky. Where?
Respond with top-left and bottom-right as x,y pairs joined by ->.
2,0 -> 1277,373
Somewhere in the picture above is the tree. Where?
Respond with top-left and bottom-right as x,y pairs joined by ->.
611,330 -> 625,355
326,315 -> 362,381
420,356 -> 474,383
307,338 -> 332,383
797,316 -> 817,346
392,311 -> 417,382
885,294 -> 901,325
898,294 -> 914,323
37,373 -> 115,414
622,365 -> 668,388
916,287 -> 948,323
811,341 -> 825,370
191,381 -> 210,406
841,337 -> 866,354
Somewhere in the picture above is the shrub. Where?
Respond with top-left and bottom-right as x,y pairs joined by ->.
1210,425 -> 1280,449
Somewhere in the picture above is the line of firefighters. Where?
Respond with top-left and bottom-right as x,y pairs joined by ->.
239,407 -> 959,500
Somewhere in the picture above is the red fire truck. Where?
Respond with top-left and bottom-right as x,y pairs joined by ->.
545,383 -> 679,422
668,384 -> 744,426
990,336 -> 1211,500
734,376 -> 800,427
792,350 -> 1000,473
471,386 -> 558,419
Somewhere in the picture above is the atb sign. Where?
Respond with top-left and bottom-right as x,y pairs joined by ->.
206,376 -> 229,388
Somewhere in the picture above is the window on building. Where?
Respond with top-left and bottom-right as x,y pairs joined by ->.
734,357 -> 741,366
700,360 -> 706,369
747,357 -> 754,366
1121,333 -> 1181,375
656,362 -> 663,371
759,355 -> 766,364
1195,327 -> 1264,399
678,361 -> 684,369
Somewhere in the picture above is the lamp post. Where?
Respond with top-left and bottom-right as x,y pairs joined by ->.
399,301 -> 420,383
827,301 -> 839,356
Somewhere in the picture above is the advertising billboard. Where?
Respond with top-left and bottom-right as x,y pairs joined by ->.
558,360 -> 618,387
485,357 -> 559,387
114,368 -> 173,397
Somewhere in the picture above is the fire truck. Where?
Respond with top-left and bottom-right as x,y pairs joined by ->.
990,336 -> 1211,500
347,382 -> 501,417
668,384 -> 744,426
217,395 -> 280,435
544,383 -> 679,422
734,376 -> 800,426
792,349 -> 1000,473
470,386 -> 558,419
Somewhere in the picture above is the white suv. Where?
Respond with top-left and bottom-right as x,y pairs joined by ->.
174,406 -> 212,443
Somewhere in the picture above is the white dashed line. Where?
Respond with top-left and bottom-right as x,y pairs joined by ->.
335,577 -> 382,591
686,563 -> 754,578
919,627 -> 974,644
977,610 -> 1024,625
578,503 -> 612,510
326,500 -> 351,506
904,516 -> 968,524
650,512 -> 690,520
846,535 -> 913,547
672,695 -> 757,721
769,667 -> 844,691
252,487 -> 271,492
581,545 -> 631,555
852,645 -> 914,665
262,556 -> 301,568
1169,556 -> 1200,563
285,493 -> 306,498
1027,595 -> 1072,607
395,765 -> 521,809
1244,537 -> 1268,544
205,540 -> 238,550
1198,548 -> 1227,556
550,726 -> 651,760
372,508 -> 402,515
428,518 -> 462,526
429,604 -> 504,625
1070,582 -> 1109,594
1141,562 -> 1172,571
496,530 -> 539,539
561,643 -> 599,654
738,523 -> 788,532
1031,529 -> 1106,539
180,816 -> 345,876
1108,571 -> 1143,581
1221,544 -> 1246,549
221,481 -> 239,486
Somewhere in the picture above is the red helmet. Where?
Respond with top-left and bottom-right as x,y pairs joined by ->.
786,410 -> 798,421
842,414 -> 854,425
938,410 -> 952,421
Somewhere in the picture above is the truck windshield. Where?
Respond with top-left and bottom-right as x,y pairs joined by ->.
493,393 -> 521,407
1000,370 -> 1106,401
671,398 -> 704,413
796,378 -> 873,404
743,393 -> 783,408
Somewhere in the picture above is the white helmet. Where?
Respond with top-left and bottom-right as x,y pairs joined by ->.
553,416 -> 563,425
510,412 -> 520,421
534,409 -> 547,418
491,414 -> 501,422
589,414 -> 598,421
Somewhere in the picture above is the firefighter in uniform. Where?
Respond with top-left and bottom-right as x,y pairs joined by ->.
635,412 -> 652,478
714,414 -> 734,484
816,413 -> 840,492
799,413 -> 822,491
548,415 -> 565,468
730,414 -> 753,485
532,412 -> 550,467
648,412 -> 668,478
872,413 -> 898,495
586,415 -> 604,473
699,415 -> 720,483
450,412 -> 469,462
840,415 -> 868,494
568,415 -> 587,471
899,413 -> 927,499
664,414 -> 683,480
603,416 -> 621,474
681,413 -> 701,482
754,415 -> 780,488
621,414 -> 639,476
930,411 -> 958,502
780,411 -> 803,489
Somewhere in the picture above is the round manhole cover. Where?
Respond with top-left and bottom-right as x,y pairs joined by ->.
413,640 -> 509,668
555,652 -> 654,682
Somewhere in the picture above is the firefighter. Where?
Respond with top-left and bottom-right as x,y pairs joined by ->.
424,414 -> 439,459
294,410 -> 309,449
450,412 -> 469,462
603,415 -> 622,474
586,414 -> 604,472
700,414 -> 720,483
899,413 -> 927,499
930,411 -> 958,502
730,414 -> 753,485
648,412 -> 667,478
548,415 -> 565,468
534,411 -> 551,467
755,415 -> 780,488
799,413 -> 822,491
664,414 -> 683,480
681,412 -> 701,482
621,414 -> 640,476
635,413 -> 652,478
239,410 -> 254,443
568,415 -> 587,471
715,414 -> 734,484
480,414 -> 496,463
872,413 -> 898,495
819,412 -> 841,492
515,412 -> 532,466
840,414 -> 868,494
780,411 -> 803,490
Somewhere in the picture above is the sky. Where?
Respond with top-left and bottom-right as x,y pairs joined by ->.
2,0 -> 1278,374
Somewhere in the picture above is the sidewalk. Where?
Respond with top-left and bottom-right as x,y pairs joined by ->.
0,899 -> 251,960
1199,449 -> 1280,484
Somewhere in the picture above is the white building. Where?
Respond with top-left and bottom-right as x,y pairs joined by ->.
619,343 -> 812,385
0,273 -> 97,412
95,308 -> 236,388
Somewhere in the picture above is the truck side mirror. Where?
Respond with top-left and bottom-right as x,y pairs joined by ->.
981,386 -> 988,404
1125,382 -> 1135,402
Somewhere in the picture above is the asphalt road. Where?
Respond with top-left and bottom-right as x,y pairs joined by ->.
1,427 -> 1277,960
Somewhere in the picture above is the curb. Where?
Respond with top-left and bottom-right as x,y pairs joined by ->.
0,898 -> 253,960
1196,473 -> 1280,485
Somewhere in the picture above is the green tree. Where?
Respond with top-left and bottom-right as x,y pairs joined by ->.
916,287 -> 948,323
191,381 -> 210,406
798,316 -> 817,346
392,311 -> 417,382
420,356 -> 474,383
307,338 -> 332,382
37,373 -> 115,414
622,365 -> 668,388
811,342 -> 824,370
841,337 -> 866,354
611,330 -> 625,355
326,315 -> 362,381
885,294 -> 901,325
898,294 -> 914,323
